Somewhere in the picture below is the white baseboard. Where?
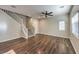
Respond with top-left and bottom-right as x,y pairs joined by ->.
28,34 -> 36,38
21,36 -> 28,39
0,36 -> 22,43
38,33 -> 69,38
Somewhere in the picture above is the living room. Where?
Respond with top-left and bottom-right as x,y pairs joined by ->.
0,5 -> 79,54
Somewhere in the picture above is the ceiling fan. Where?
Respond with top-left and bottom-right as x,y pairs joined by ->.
41,11 -> 53,18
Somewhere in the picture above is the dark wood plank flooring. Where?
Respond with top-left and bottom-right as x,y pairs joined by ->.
0,34 -> 75,54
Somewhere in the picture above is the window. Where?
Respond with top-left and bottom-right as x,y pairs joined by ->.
0,22 -> 7,33
72,13 -> 79,38
59,21 -> 65,31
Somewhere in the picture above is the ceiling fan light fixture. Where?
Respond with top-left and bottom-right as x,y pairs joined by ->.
41,11 -> 53,18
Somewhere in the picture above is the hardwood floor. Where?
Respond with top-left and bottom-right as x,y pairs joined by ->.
0,34 -> 75,54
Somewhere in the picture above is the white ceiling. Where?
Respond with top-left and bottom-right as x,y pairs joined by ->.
0,5 -> 71,19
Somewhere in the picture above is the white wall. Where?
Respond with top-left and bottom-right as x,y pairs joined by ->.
39,15 -> 69,38
69,5 -> 79,53
28,18 -> 39,37
31,18 -> 39,35
0,10 -> 21,42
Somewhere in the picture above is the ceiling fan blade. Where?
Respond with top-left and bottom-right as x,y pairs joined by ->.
48,12 -> 53,15
42,12 -> 45,14
48,14 -> 53,16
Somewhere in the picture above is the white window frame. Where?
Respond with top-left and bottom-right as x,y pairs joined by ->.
72,12 -> 79,38
59,21 -> 65,31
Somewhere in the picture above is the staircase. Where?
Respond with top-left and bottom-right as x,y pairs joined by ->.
0,8 -> 28,39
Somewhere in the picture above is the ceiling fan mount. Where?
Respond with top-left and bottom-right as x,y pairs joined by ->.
41,11 -> 53,18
